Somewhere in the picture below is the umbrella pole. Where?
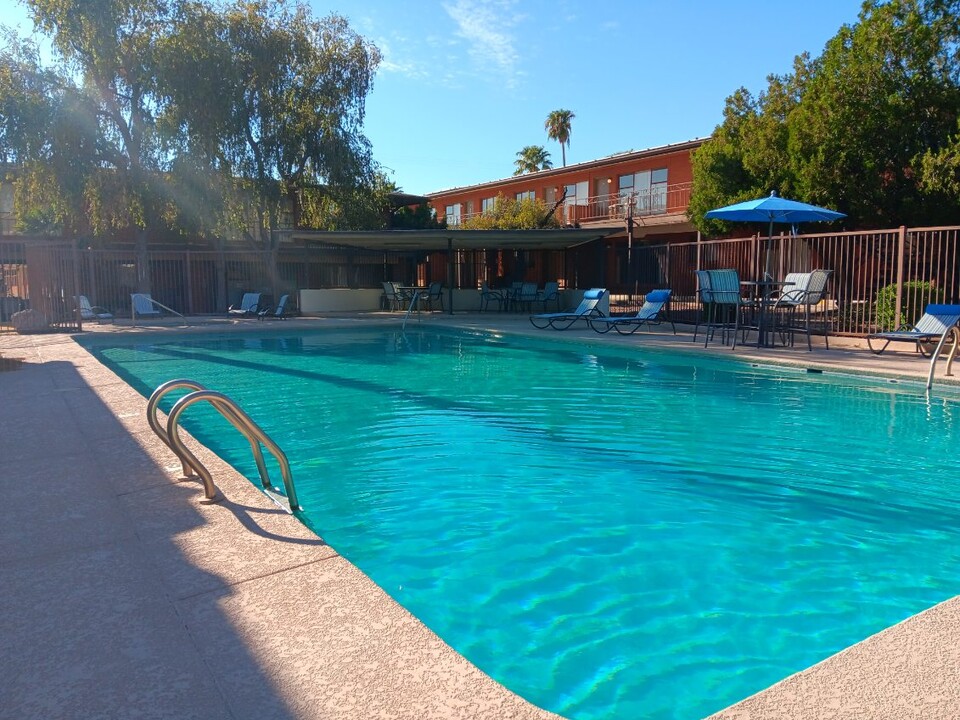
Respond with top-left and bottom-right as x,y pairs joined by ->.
764,219 -> 774,279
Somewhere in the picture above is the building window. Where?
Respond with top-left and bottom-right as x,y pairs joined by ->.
562,181 -> 588,224
516,190 -> 535,201
482,196 -> 496,213
445,203 -> 461,226
622,168 -> 668,215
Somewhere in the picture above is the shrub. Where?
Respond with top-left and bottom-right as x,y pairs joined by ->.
873,280 -> 943,330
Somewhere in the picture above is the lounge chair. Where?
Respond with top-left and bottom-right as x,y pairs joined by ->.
131,293 -> 162,319
866,303 -> 960,356
76,295 -> 113,324
228,292 -> 261,317
258,294 -> 291,320
529,288 -> 607,330
588,289 -> 675,335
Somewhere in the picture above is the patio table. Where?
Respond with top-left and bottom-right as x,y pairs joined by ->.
741,280 -> 794,348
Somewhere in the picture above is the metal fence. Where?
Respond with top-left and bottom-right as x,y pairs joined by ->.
2,225 -> 959,335
605,226 -> 960,335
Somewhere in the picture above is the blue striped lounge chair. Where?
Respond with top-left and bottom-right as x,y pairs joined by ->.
588,289 -> 675,335
529,288 -> 607,330
866,303 -> 960,356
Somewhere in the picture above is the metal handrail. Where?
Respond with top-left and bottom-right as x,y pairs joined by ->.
401,290 -> 421,331
146,379 -> 300,510
925,327 -> 960,391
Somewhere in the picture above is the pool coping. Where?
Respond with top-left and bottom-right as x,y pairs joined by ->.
3,313 -> 959,719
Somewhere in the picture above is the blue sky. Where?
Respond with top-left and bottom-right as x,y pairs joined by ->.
2,0 -> 866,195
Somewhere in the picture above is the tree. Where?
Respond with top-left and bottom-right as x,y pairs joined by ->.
545,109 -> 575,167
458,194 -> 560,230
689,0 -> 960,232
920,118 -> 960,206
161,0 -> 382,261
25,0 -> 179,287
513,145 -> 552,175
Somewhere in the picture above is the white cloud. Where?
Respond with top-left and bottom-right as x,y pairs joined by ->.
442,0 -> 524,88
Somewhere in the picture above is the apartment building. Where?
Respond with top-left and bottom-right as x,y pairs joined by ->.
426,138 -> 703,244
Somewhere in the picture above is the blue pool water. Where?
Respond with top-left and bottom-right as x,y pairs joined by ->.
86,327 -> 960,720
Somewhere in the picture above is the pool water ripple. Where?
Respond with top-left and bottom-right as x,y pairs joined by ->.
86,328 -> 960,720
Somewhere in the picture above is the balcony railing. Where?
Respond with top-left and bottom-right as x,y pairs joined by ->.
445,182 -> 693,227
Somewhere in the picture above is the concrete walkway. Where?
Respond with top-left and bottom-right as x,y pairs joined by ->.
1,315 -> 959,719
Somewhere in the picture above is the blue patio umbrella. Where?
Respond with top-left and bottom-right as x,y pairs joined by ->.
705,191 -> 845,277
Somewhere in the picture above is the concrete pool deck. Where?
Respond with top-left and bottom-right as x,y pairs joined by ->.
1,312 -> 958,719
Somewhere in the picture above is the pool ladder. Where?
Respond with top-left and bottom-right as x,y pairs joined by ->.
146,379 -> 300,512
926,328 -> 960,392
401,290 -> 422,332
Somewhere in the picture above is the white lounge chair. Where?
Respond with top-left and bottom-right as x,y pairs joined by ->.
76,295 -> 113,324
131,293 -> 161,318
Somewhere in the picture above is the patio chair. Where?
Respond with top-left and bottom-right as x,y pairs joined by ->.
692,270 -> 713,344
588,289 -> 675,335
131,293 -> 162,319
258,294 -> 291,320
228,292 -> 261,317
866,303 -> 960,356
698,269 -> 749,349
773,269 -> 833,350
505,281 -> 523,312
421,281 -> 444,311
76,295 -> 113,324
536,281 -> 561,313
479,282 -> 504,312
516,282 -> 538,312
381,282 -> 402,311
529,288 -> 607,330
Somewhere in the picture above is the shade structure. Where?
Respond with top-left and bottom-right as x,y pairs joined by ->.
705,192 -> 845,276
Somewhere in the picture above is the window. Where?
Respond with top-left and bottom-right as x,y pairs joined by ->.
625,168 -> 668,215
482,197 -> 496,213
562,181 -> 589,224
445,203 -> 461,226
516,190 -> 535,201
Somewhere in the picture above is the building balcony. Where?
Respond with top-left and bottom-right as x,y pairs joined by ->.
445,182 -> 692,230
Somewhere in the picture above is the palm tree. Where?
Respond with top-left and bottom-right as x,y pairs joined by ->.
545,109 -> 575,167
514,145 -> 553,175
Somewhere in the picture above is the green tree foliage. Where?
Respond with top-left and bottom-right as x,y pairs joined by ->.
391,204 -> 445,230
513,145 -> 552,175
919,118 -> 960,206
160,1 -> 382,249
458,194 -> 560,230
545,109 -> 574,167
0,0 -> 385,268
690,0 -> 960,233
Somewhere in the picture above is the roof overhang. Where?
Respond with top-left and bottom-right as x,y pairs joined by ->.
288,228 -> 619,252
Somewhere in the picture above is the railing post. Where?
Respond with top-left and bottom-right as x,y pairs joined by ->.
895,225 -> 907,330
185,250 -> 194,315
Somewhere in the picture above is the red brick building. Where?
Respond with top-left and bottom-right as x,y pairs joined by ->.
426,138 -> 703,244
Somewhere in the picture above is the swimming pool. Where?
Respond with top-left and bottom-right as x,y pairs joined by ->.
85,327 -> 960,720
